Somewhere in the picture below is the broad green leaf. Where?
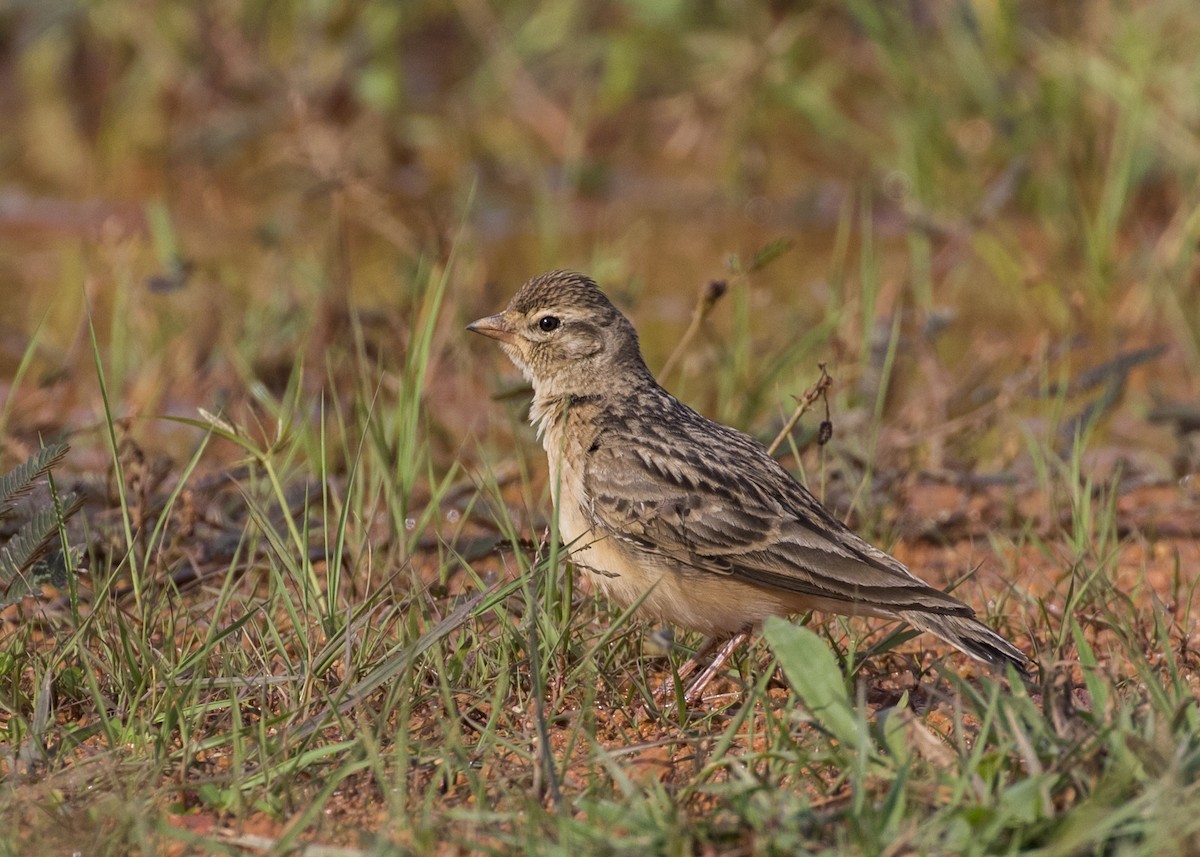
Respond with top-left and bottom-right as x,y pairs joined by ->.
763,616 -> 860,750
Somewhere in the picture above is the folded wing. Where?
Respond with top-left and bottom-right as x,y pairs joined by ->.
582,424 -> 973,618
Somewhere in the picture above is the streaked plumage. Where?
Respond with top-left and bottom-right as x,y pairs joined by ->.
469,270 -> 1028,677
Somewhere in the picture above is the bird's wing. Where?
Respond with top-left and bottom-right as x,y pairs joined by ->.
582,427 -> 972,617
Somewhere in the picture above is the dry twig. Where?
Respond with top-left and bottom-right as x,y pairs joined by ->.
658,279 -> 728,381
767,364 -> 834,457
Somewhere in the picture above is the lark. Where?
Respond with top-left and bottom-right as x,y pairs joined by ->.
469,270 -> 1028,702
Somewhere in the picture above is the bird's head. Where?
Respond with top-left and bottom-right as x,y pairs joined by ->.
467,270 -> 650,399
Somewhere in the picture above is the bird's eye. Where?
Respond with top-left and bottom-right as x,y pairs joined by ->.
538,315 -> 561,332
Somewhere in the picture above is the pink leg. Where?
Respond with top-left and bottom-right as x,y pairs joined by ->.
652,631 -> 751,708
683,631 -> 749,705
652,635 -> 722,703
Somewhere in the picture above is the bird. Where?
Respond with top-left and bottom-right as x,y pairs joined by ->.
468,270 -> 1029,702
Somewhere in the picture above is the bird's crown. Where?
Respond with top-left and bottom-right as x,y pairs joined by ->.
510,270 -> 616,316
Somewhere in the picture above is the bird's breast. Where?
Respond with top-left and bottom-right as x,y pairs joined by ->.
539,413 -> 640,596
541,417 -> 594,552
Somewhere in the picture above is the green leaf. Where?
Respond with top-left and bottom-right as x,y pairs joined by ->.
1071,616 -> 1108,714
763,616 -> 860,750
748,238 -> 794,273
0,493 -> 81,597
877,691 -> 912,764
0,441 -> 69,518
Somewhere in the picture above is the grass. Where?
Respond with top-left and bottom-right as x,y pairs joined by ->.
2,0 -> 1200,854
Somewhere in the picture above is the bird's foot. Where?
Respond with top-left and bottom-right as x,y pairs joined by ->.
651,631 -> 750,712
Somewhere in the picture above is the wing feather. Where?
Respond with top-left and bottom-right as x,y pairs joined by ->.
583,418 -> 972,618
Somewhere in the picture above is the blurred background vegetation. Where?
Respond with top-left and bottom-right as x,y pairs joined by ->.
3,0 -> 1197,477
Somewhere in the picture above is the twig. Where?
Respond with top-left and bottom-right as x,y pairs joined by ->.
659,279 -> 728,380
767,364 -> 833,457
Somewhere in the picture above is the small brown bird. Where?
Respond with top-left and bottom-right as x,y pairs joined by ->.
469,270 -> 1028,700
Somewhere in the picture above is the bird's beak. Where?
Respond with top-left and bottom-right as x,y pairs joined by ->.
466,312 -> 518,345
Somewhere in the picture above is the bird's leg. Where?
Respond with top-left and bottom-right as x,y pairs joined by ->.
683,631 -> 749,705
652,634 -> 724,704
652,631 -> 751,708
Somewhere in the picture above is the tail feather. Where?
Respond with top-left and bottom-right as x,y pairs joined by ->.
898,610 -> 1030,679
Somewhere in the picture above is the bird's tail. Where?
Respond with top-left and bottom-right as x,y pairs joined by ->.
898,610 -> 1030,679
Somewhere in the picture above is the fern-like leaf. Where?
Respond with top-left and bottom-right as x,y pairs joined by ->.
0,549 -> 80,606
0,442 -> 69,519
0,492 -> 81,593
